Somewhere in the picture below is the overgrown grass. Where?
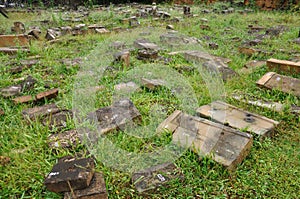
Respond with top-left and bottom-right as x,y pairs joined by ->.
0,3 -> 299,198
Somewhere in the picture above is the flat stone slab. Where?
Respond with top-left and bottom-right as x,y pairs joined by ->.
13,88 -> 59,104
1,76 -> 36,97
43,110 -> 73,130
64,172 -> 108,199
241,60 -> 266,73
44,157 -> 95,193
158,110 -> 253,170
196,101 -> 279,138
132,162 -> 184,193
141,78 -> 166,90
0,47 -> 30,55
48,129 -> 80,149
266,58 -> 300,74
256,72 -> 300,97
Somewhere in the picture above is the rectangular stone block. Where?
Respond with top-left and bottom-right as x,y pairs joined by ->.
0,47 -> 30,55
44,157 -> 95,193
1,76 -> 36,97
159,111 -> 253,170
256,72 -> 300,97
132,162 -> 184,193
64,172 -> 108,199
266,58 -> 300,74
196,101 -> 279,138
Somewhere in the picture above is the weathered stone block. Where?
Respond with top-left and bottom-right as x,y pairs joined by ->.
44,157 -> 95,193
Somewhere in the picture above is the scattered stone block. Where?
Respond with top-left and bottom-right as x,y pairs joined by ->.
257,72 -> 300,97
114,50 -> 130,67
11,21 -> 25,33
87,99 -> 141,134
184,50 -> 236,81
209,42 -> 218,50
132,162 -> 184,193
95,28 -> 110,34
238,46 -> 257,56
60,26 -> 73,35
134,39 -> 159,50
44,157 -> 95,193
266,58 -> 300,74
199,24 -> 210,30
196,101 -> 279,138
27,28 -> 41,39
0,76 -> 36,97
158,110 -> 253,170
166,24 -> 174,30
109,41 -> 126,50
46,29 -> 61,40
64,172 -> 108,199
141,78 -> 165,90
241,60 -> 266,73
8,59 -> 39,74
137,49 -> 158,61
12,95 -> 34,104
0,34 -> 30,47
48,129 -> 80,149
22,103 -> 61,121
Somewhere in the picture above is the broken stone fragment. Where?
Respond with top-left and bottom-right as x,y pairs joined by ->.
12,88 -> 58,104
199,24 -> 210,30
27,28 -> 41,39
0,47 -> 30,55
48,129 -> 80,149
109,41 -> 126,50
45,29 -> 61,41
12,95 -> 34,104
44,157 -> 95,193
0,108 -> 4,116
60,26 -> 72,35
242,39 -> 263,46
11,21 -> 25,34
209,42 -> 218,49
158,110 -> 253,170
114,50 -> 130,67
166,24 -> 174,30
0,76 -> 36,97
256,72 -> 300,97
64,172 -> 108,199
265,25 -> 288,37
196,101 -> 279,138
132,162 -> 184,193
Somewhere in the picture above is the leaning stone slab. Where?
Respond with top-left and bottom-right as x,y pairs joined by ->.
132,162 -> 184,193
196,101 -> 279,138
256,72 -> 300,97
158,110 -> 253,170
266,58 -> 300,74
0,76 -> 36,97
64,172 -> 108,199
44,157 -> 95,193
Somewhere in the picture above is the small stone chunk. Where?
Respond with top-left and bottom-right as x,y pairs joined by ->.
44,157 -> 95,193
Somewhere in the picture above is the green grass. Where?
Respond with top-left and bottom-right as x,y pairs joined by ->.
1,3 -> 300,198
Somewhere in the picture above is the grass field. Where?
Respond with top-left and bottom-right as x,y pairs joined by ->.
0,2 -> 299,198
